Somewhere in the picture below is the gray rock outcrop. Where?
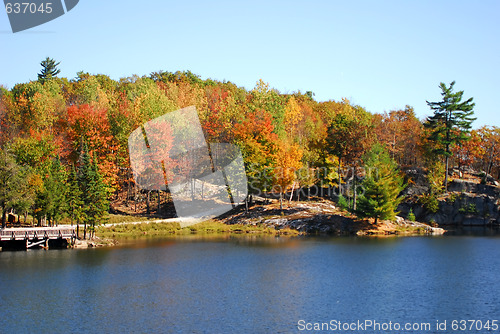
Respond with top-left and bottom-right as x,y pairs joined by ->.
399,179 -> 500,226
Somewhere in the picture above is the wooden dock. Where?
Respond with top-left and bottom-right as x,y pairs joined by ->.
0,226 -> 76,249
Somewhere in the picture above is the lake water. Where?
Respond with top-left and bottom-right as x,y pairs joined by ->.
1,234 -> 500,333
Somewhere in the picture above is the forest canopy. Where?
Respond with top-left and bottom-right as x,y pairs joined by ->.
1,59 -> 498,229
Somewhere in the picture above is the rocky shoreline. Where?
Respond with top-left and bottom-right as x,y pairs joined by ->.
61,192 -> 459,249
399,176 -> 500,227
65,171 -> 500,248
76,199 -> 445,248
218,199 -> 445,236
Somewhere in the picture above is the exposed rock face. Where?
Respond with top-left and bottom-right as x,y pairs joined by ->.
448,179 -> 499,197
221,200 -> 443,236
399,179 -> 500,226
402,168 -> 429,196
262,214 -> 363,235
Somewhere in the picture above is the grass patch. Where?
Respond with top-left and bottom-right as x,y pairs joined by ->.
394,225 -> 427,234
96,220 -> 299,240
106,214 -> 154,225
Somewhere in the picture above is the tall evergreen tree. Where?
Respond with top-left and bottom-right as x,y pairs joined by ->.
77,142 -> 91,238
38,57 -> 61,84
424,81 -> 476,190
66,165 -> 84,228
47,158 -> 67,225
77,142 -> 109,239
357,144 -> 405,224
86,156 -> 109,238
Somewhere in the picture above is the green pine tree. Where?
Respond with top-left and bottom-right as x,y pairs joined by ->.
77,142 -> 92,238
357,144 -> 405,224
86,156 -> 109,238
38,57 -> 61,84
66,165 -> 84,230
77,143 -> 109,239
47,157 -> 67,225
424,81 -> 476,190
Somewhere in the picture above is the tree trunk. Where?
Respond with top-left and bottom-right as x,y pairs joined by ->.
487,150 -> 494,176
353,165 -> 357,211
279,192 -> 283,211
457,156 -> 462,179
126,172 -> 130,206
134,184 -> 137,212
191,178 -> 195,201
146,190 -> 150,214
338,159 -> 342,195
157,190 -> 161,214
444,155 -> 449,192
1,206 -> 6,228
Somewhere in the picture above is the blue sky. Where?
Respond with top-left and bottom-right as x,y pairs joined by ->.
1,0 -> 499,127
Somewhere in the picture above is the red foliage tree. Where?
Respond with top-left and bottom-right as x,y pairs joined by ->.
66,104 -> 119,193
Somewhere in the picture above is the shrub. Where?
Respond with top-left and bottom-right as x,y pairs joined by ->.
408,209 -> 416,222
447,193 -> 457,203
459,203 -> 478,215
337,194 -> 349,211
426,160 -> 445,195
419,193 -> 439,213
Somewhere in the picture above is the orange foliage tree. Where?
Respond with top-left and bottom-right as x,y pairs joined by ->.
233,109 -> 278,194
477,126 -> 500,178
451,129 -> 484,174
66,104 -> 119,194
374,106 -> 423,166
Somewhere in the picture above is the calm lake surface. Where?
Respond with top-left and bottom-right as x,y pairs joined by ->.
1,234 -> 500,333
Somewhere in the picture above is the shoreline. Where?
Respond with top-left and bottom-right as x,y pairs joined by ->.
0,199 -> 446,250
216,199 -> 445,236
87,199 -> 445,248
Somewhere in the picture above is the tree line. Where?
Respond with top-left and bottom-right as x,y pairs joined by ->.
0,57 -> 496,228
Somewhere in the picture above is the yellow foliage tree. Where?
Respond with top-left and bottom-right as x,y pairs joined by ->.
274,141 -> 303,209
284,96 -> 303,137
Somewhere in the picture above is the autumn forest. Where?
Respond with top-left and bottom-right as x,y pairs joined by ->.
1,58 -> 499,232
